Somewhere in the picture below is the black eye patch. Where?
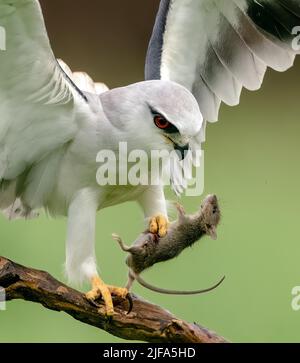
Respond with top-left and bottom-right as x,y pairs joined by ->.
149,106 -> 179,134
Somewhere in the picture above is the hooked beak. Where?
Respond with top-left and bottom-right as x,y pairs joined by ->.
163,135 -> 190,160
174,142 -> 189,160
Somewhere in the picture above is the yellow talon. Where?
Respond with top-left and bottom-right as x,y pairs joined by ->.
86,275 -> 114,316
107,285 -> 128,299
85,275 -> 130,316
149,214 -> 169,237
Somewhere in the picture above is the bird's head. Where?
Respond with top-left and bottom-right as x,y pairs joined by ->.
100,80 -> 203,157
100,80 -> 204,193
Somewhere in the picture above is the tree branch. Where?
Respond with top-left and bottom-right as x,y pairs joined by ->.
0,256 -> 227,343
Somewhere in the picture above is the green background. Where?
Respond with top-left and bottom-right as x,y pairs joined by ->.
1,1 -> 300,342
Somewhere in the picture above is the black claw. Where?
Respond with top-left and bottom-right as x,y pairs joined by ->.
126,293 -> 133,315
104,314 -> 113,323
86,297 -> 101,308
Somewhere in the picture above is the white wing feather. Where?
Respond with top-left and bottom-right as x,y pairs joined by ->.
145,0 -> 299,193
0,0 -> 80,181
146,0 -> 299,122
0,1 -> 93,216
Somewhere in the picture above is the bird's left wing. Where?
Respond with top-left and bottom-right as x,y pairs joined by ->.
145,0 -> 300,122
0,0 -> 87,182
145,0 -> 299,194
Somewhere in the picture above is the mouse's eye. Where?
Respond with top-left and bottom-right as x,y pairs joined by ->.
154,115 -> 170,130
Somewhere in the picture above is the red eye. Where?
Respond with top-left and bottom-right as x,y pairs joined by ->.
154,115 -> 170,129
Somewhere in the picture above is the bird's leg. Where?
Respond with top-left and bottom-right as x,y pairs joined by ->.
138,186 -> 169,237
149,214 -> 169,237
65,189 -> 131,315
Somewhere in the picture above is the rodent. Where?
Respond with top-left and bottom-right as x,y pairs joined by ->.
113,194 -> 225,295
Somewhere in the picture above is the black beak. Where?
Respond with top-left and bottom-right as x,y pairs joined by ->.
174,143 -> 189,160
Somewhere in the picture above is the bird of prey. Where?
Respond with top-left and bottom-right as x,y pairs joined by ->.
0,0 -> 299,315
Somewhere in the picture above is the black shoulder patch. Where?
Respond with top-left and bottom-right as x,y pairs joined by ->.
56,60 -> 88,103
145,0 -> 171,80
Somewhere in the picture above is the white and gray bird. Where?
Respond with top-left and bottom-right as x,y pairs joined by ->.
0,0 -> 299,315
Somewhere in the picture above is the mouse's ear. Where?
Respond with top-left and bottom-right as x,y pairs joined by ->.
206,225 -> 217,240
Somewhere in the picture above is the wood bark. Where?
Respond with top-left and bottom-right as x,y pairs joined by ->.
0,256 -> 228,343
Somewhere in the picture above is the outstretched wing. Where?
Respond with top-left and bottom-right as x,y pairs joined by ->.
145,0 -> 300,121
0,0 -> 88,183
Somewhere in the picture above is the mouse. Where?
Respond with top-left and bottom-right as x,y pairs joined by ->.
113,194 -> 225,295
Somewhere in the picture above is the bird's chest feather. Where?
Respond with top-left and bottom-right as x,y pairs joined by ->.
99,184 -> 147,209
47,179 -> 147,216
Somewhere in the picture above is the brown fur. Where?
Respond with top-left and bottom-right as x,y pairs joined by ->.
113,194 -> 225,295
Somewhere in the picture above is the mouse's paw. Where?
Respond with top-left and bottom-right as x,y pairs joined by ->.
149,214 -> 169,237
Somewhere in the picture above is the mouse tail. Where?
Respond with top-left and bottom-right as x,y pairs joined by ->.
132,271 -> 225,295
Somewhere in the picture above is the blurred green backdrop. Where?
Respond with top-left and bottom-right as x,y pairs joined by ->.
1,0 -> 300,343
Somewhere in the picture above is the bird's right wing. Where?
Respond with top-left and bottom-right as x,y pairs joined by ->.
0,0 -> 87,182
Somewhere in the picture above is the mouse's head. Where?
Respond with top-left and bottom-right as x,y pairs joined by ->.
200,194 -> 221,240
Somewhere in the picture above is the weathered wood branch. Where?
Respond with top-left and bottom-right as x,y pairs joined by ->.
0,256 -> 227,343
